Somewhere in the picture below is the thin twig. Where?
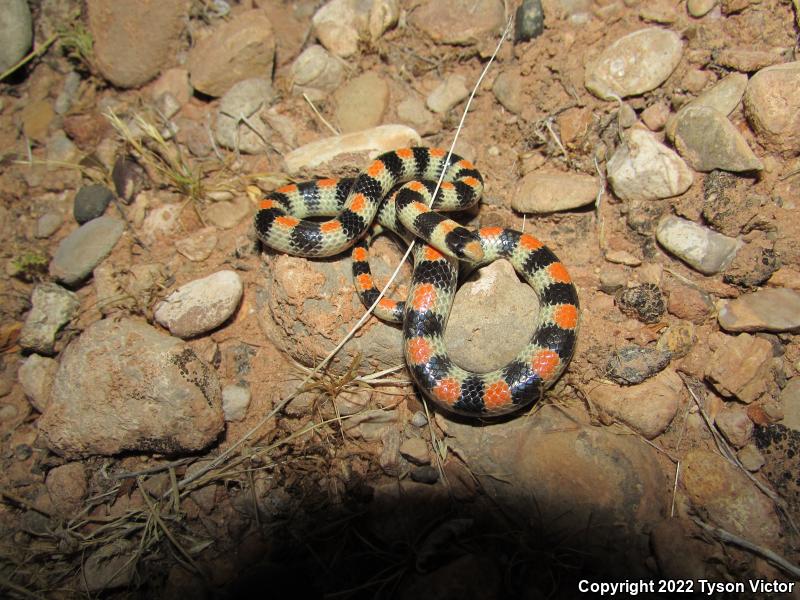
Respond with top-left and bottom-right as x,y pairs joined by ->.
0,34 -> 58,82
302,93 -> 340,136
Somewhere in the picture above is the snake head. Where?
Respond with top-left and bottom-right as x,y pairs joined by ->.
446,227 -> 484,263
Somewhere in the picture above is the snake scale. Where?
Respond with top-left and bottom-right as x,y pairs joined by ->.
255,147 -> 579,417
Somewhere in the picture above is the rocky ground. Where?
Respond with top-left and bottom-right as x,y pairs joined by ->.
1,0 -> 800,598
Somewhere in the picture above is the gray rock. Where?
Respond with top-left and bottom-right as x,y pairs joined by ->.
589,369 -> 682,438
20,283 -> 80,355
187,9 -> 276,97
74,184 -> 113,224
780,379 -> 800,432
444,259 -> 539,372
607,128 -> 693,201
289,45 -> 345,102
717,288 -> 800,333
35,212 -> 63,238
38,318 -> 224,458
18,354 -> 59,412
672,105 -> 763,172
656,215 -> 742,275
215,77 -> 274,154
154,270 -> 243,338
46,132 -> 79,167
606,345 -> 671,385
411,411 -> 428,427
0,0 -> 32,73
87,0 -> 190,88
514,0 -> 544,42
585,28 -> 683,100
222,384 -> 251,422
54,71 -> 82,115
49,216 -> 125,286
512,171 -> 598,213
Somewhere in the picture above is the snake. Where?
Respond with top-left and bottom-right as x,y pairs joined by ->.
255,147 -> 579,417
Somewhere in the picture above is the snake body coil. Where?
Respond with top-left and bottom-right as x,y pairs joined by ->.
255,147 -> 579,417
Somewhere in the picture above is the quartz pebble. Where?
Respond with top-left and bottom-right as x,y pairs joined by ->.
154,270 -> 243,338
606,128 -> 693,201
222,384 -> 251,422
656,215 -> 741,275
585,28 -> 683,100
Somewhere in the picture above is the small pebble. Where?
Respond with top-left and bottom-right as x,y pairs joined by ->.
19,283 -> 80,355
409,465 -> 439,484
737,444 -> 765,471
35,212 -> 62,238
333,72 -> 389,134
222,384 -> 251,422
512,171 -> 598,213
112,158 -> 148,204
585,28 -> 684,100
743,61 -> 800,155
399,437 -> 430,465
715,406 -> 753,448
17,354 -> 59,412
411,411 -> 428,427
598,266 -> 628,294
289,45 -> 345,101
640,102 -> 670,131
717,288 -> 800,333
73,184 -> 113,224
705,332 -> 772,403
656,215 -> 741,275
154,270 -> 244,338
426,74 -> 469,114
514,0 -> 544,42
687,0 -> 717,17
215,77 -> 273,154
656,322 -> 696,358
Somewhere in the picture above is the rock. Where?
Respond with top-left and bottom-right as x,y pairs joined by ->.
410,0 -> 504,46
701,170 -> 759,237
781,379 -> 800,431
724,240 -> 778,288
47,131 -> 79,166
257,254 -> 404,372
615,283 -> 665,324
444,406 -> 666,574
640,101 -> 670,131
20,284 -> 80,355
656,215 -> 741,275
607,128 -> 693,201
743,61 -> 800,155
492,68 -> 524,115
87,0 -> 189,88
426,74 -> 469,114
18,354 -> 58,412
687,0 -> 716,17
604,250 -> 640,267
222,384 -> 251,422
720,0 -> 753,13
657,321 -> 696,358
672,106 -> 763,172
715,405 -> 753,447
589,369 -> 681,438
514,0 -> 544,42
83,541 -> 137,592
38,318 -> 224,458
215,77 -> 274,154
289,45 -> 345,101
150,68 -> 192,106
283,125 -> 421,175
36,212 -> 62,238
334,72 -> 389,133
443,260 -> 539,372
768,267 -> 800,291
716,47 -> 783,73
312,0 -> 394,57
664,277 -> 714,323
650,520 -> 712,581
681,448 -> 781,547
154,270 -> 243,338
0,0 -> 32,72
512,171 -> 598,213
409,465 -> 438,484
598,266 -> 628,294
705,332 -> 772,403
396,95 -> 438,136
49,216 -> 125,286
717,288 -> 800,333
46,462 -> 87,516
682,68 -> 710,94
585,28 -> 683,100
605,346 -> 671,385
20,100 -> 55,142
187,9 -> 276,97
399,437 -> 430,465
73,184 -> 113,224
411,411 -> 428,427
112,158 -> 148,204
141,203 -> 181,242
737,443 -> 765,471
199,195 -> 248,231
666,73 -> 750,141
175,227 -> 218,262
